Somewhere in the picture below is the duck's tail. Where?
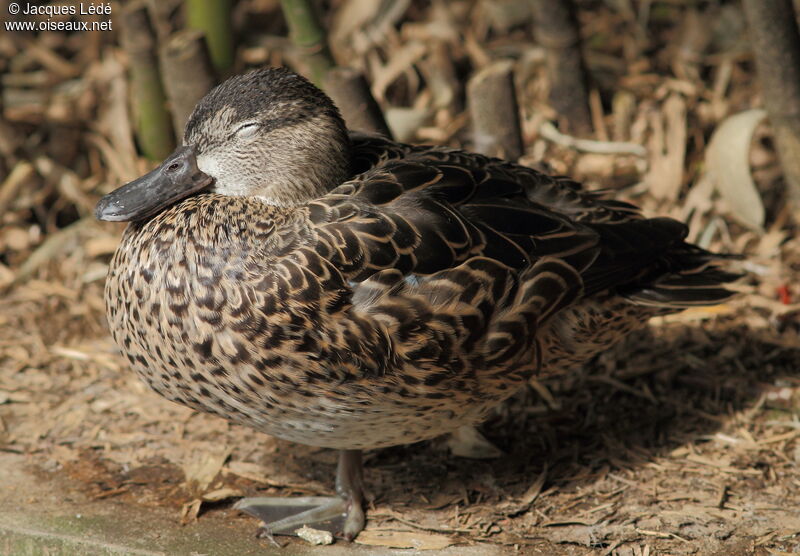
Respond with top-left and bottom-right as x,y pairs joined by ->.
580,218 -> 741,308
619,245 -> 741,308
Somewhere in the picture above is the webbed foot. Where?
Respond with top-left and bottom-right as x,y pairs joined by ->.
234,450 -> 365,541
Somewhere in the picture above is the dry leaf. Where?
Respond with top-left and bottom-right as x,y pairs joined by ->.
480,0 -> 532,32
0,262 -> 15,289
0,390 -> 32,403
224,460 -> 271,481
355,529 -> 456,550
182,446 -> 232,493
546,524 -> 609,546
93,54 -> 138,183
330,0 -> 385,48
706,109 -> 767,229
519,464 -> 548,506
0,160 -> 37,216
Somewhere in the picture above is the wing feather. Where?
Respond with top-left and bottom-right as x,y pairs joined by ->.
314,133 -> 738,310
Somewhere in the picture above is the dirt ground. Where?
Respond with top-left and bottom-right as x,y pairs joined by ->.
2,1 -> 800,554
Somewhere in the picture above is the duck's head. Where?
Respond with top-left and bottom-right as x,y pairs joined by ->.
95,67 -> 350,222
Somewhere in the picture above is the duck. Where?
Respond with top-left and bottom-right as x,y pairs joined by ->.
95,66 -> 738,540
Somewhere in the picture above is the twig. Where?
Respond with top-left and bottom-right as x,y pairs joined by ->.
715,484 -> 729,509
0,160 -> 36,218
11,218 -> 95,287
586,375 -> 657,403
600,539 -> 624,556
635,528 -> 691,543
539,121 -> 648,156
374,509 -> 472,534
0,57 -> 7,177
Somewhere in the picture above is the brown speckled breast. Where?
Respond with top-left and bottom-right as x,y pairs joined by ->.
104,194 -> 566,449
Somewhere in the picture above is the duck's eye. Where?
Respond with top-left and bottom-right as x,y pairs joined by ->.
235,123 -> 260,138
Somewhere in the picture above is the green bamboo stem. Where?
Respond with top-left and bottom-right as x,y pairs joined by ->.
185,0 -> 234,76
121,2 -> 175,160
279,0 -> 335,87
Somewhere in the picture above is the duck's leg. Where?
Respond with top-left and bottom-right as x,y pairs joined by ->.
234,449 -> 366,540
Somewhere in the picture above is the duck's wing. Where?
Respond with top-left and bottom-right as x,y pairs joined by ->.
308,157 -> 602,283
293,152 -> 736,384
315,147 -> 738,308
348,256 -> 584,380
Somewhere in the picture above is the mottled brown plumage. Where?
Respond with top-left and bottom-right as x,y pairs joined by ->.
97,67 -> 737,539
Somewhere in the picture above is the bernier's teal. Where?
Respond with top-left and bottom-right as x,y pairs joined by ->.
96,67 -> 738,540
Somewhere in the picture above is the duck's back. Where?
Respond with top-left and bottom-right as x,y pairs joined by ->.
348,132 -> 642,224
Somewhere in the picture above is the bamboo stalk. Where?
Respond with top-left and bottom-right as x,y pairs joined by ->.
323,68 -> 391,137
160,29 -> 217,139
185,0 -> 234,76
145,0 -> 174,41
530,0 -> 593,136
467,60 -> 524,160
279,0 -> 335,87
742,0 -> 800,218
121,1 -> 175,160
